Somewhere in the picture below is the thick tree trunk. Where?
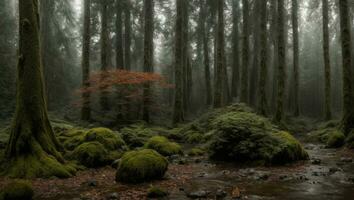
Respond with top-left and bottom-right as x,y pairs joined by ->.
81,0 -> 91,121
143,0 -> 154,122
275,0 -> 286,122
100,1 -> 109,111
240,0 -> 249,103
173,0 -> 185,124
322,0 -> 332,120
231,0 -> 240,100
292,0 -> 300,117
214,0 -> 226,108
200,0 -> 212,106
116,0 -> 124,69
124,0 -> 131,71
339,0 -> 354,134
258,0 -> 268,116
3,0 -> 74,178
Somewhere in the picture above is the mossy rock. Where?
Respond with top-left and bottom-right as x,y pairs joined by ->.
116,149 -> 168,183
147,186 -> 168,198
120,124 -> 155,148
307,128 -> 345,148
326,130 -> 345,148
145,136 -> 182,156
85,128 -> 126,151
188,148 -> 205,156
71,142 -> 109,168
61,129 -> 87,151
209,112 -> 308,165
345,131 -> 354,149
0,181 -> 34,200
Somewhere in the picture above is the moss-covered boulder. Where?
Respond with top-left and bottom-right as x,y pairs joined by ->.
147,186 -> 168,198
307,128 -> 345,148
120,123 -> 155,148
145,136 -> 182,156
0,181 -> 34,200
71,142 -> 109,168
116,149 -> 168,183
188,148 -> 205,156
209,112 -> 308,165
85,128 -> 126,151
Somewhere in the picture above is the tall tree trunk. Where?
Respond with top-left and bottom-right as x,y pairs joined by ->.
182,0 -> 191,113
270,0 -> 278,112
275,0 -> 286,122
241,0 -> 250,103
81,0 -> 91,121
292,0 -> 300,117
116,0 -> 124,69
124,0 -> 132,71
143,0 -> 154,122
249,0 -> 261,106
100,1 -> 109,111
173,0 -> 185,124
3,0 -> 74,178
200,0 -> 212,106
258,0 -> 268,116
214,0 -> 226,108
322,0 -> 332,120
339,0 -> 354,134
231,0 -> 240,100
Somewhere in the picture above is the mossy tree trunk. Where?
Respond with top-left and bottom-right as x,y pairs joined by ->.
240,0 -> 249,103
231,0 -> 240,100
143,0 -> 154,122
258,0 -> 268,116
275,0 -> 286,122
3,0 -> 74,178
322,0 -> 332,120
213,0 -> 226,108
100,0 -> 109,111
81,0 -> 91,121
292,0 -> 300,117
200,0 -> 212,106
173,0 -> 185,124
338,0 -> 354,134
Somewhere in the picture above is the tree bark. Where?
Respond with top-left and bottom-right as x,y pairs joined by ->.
116,0 -> 124,69
100,1 -> 109,111
124,0 -> 132,71
143,0 -> 154,122
339,0 -> 354,134
293,0 -> 300,117
231,0 -> 240,100
275,0 -> 286,122
241,0 -> 249,103
3,0 -> 74,178
322,0 -> 332,120
81,0 -> 91,121
258,0 -> 268,116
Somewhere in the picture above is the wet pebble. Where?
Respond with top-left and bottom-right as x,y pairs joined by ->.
329,167 -> 342,174
106,193 -> 120,200
215,189 -> 227,198
87,180 -> 98,187
186,190 -> 209,199
340,157 -> 353,163
311,159 -> 322,165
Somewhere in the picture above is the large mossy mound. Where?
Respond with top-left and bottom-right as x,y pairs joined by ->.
307,128 -> 345,148
85,128 -> 126,151
205,107 -> 308,165
71,142 -> 110,168
116,149 -> 168,183
0,181 -> 34,200
120,123 -> 156,148
145,136 -> 182,156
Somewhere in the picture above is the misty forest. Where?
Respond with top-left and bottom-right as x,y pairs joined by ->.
1,0 -> 354,199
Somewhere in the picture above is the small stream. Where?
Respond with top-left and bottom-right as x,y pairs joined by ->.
169,143 -> 354,200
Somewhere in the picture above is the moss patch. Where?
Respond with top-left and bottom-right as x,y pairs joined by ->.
0,180 -> 34,200
147,186 -> 168,198
85,128 -> 126,151
145,136 -> 182,156
209,111 -> 308,165
120,123 -> 155,148
326,130 -> 345,148
116,149 -> 168,183
188,148 -> 205,156
307,128 -> 345,148
71,142 -> 109,168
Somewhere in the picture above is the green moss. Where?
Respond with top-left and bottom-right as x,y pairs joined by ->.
188,148 -> 205,156
345,131 -> 354,149
85,128 -> 126,151
61,129 -> 87,151
147,186 -> 168,198
0,181 -> 34,200
326,130 -> 345,148
209,112 -> 308,165
145,136 -> 182,156
116,149 -> 168,183
120,124 -> 155,148
71,142 -> 109,168
184,131 -> 205,144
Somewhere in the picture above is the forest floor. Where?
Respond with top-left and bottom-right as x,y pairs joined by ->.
1,140 -> 353,200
